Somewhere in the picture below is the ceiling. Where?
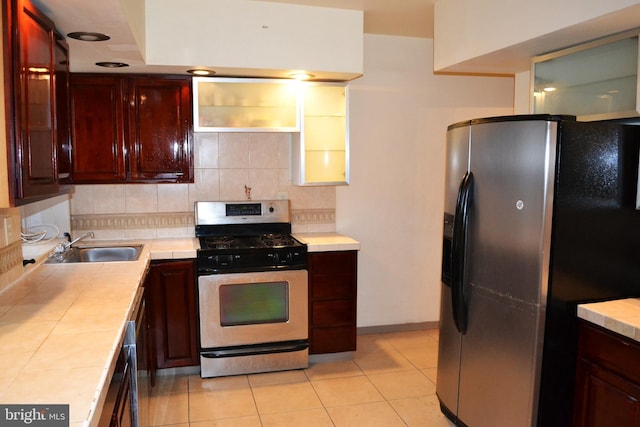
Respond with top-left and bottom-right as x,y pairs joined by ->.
31,0 -> 436,74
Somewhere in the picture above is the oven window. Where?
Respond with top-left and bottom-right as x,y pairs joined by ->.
219,281 -> 289,326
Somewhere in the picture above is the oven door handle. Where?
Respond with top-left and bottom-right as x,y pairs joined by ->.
201,340 -> 308,358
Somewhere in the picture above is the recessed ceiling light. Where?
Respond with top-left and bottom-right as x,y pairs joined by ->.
96,62 -> 129,68
187,69 -> 216,76
67,32 -> 110,42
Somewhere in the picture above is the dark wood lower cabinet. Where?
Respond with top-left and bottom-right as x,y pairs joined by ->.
574,320 -> 640,427
146,259 -> 199,369
308,251 -> 357,354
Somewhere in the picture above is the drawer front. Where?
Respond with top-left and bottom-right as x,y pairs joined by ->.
310,326 -> 356,354
309,251 -> 357,274
311,274 -> 355,299
311,300 -> 356,325
578,321 -> 640,384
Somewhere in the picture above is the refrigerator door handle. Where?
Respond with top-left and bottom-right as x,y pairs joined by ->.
451,171 -> 474,334
636,150 -> 640,210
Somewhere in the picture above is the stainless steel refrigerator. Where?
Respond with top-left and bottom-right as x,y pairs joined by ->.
437,115 -> 640,427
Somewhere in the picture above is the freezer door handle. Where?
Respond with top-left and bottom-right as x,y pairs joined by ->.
451,171 -> 473,334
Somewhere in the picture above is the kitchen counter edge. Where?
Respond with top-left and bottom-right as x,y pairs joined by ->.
292,232 -> 360,252
1,237 -> 199,427
577,298 -> 640,343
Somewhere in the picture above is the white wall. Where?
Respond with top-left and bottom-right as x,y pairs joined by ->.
514,71 -> 532,114
337,34 -> 514,327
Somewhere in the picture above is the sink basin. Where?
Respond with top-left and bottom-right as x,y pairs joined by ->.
46,245 -> 144,263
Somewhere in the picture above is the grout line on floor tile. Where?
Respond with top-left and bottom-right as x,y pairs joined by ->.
150,330 -> 453,427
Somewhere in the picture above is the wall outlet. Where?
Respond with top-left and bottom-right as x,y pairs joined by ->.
277,192 -> 288,200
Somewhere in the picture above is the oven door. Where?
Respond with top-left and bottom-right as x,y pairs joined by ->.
198,269 -> 308,349
198,269 -> 308,377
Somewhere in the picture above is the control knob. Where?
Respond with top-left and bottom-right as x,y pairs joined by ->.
270,252 -> 280,264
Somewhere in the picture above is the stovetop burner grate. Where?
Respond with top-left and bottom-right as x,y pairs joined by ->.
202,236 -> 240,249
195,200 -> 307,274
199,233 -> 304,250
261,233 -> 299,248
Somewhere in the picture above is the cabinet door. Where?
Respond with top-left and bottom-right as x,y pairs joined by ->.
193,77 -> 300,132
575,322 -> 640,427
70,75 -> 127,182
146,260 -> 198,369
14,0 -> 58,200
128,77 -> 193,182
54,38 -> 71,186
575,359 -> 640,427
533,33 -> 639,121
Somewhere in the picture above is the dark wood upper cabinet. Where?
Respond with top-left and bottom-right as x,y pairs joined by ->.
70,74 -> 193,184
4,0 -> 70,204
128,78 -> 193,182
15,0 -> 56,198
69,75 -> 127,182
53,37 -> 71,186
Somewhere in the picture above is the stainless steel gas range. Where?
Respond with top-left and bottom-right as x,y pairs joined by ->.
195,200 -> 308,378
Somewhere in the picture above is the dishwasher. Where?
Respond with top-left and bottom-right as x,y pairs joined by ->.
99,286 -> 150,427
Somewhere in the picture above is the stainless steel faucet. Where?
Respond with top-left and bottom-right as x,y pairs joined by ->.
54,231 -> 95,254
67,231 -> 95,248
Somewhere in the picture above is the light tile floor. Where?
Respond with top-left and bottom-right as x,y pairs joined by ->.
149,329 -> 456,427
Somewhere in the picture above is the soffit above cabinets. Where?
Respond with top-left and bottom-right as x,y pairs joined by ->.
433,0 -> 640,75
31,0 -> 145,72
31,0 -> 364,79
30,0 -> 436,79
144,0 -> 363,81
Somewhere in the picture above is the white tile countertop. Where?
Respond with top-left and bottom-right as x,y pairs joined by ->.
577,298 -> 640,342
0,238 -> 198,427
0,233 -> 357,427
293,232 -> 361,252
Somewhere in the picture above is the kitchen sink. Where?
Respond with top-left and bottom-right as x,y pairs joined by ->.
46,245 -> 144,264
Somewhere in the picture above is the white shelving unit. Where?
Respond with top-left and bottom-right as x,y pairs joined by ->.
292,83 -> 349,186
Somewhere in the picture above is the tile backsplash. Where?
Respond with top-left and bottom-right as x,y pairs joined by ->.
69,132 -> 337,238
0,131 -> 336,293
